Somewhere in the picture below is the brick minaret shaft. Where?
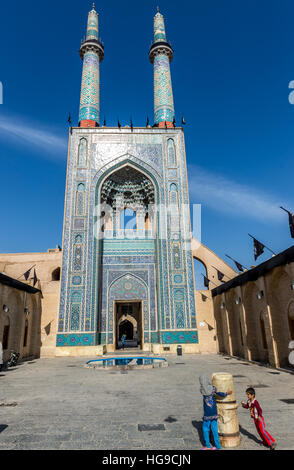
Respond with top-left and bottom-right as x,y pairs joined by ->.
149,8 -> 175,128
79,3 -> 104,128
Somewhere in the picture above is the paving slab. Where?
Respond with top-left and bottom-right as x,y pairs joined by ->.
0,354 -> 293,450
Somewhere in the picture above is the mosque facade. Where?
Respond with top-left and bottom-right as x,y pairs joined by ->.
56,5 -> 199,354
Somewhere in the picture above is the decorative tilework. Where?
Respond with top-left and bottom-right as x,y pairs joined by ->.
78,138 -> 87,167
154,55 -> 175,125
154,12 -> 167,43
57,128 -> 198,347
168,139 -> 176,166
72,275 -> 82,285
70,304 -> 80,331
168,169 -> 178,178
79,51 -> 100,124
87,8 -> 99,40
74,219 -> 85,230
56,333 -> 95,347
161,331 -> 198,344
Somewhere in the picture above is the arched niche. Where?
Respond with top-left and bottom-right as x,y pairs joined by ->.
52,267 -> 61,281
100,164 -> 155,236
167,139 -> 176,167
78,138 -> 87,167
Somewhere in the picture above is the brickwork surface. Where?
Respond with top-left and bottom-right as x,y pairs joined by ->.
0,354 -> 293,450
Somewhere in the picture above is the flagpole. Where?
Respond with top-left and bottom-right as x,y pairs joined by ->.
280,206 -> 291,215
248,234 -> 276,256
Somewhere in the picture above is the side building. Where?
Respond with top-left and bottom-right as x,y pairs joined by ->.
212,246 -> 294,368
0,273 -> 42,363
0,248 -> 62,358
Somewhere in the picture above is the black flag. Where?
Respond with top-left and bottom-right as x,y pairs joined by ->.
165,121 -> 168,129
181,116 -> 186,125
217,270 -> 225,282
280,207 -> 294,238
204,276 -> 210,288
288,212 -> 294,238
33,269 -> 38,287
173,116 -> 176,128
130,118 -> 133,131
253,237 -> 265,261
68,113 -> 72,126
118,120 -> 121,129
146,117 -> 149,127
225,254 -> 245,272
234,260 -> 244,272
24,268 -> 32,281
103,117 -> 106,127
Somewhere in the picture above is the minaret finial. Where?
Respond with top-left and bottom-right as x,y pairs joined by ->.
157,6 -> 160,13
92,2 -> 95,10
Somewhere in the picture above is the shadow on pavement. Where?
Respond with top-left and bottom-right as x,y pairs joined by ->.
0,425 -> 8,434
239,424 -> 261,445
192,420 -> 205,446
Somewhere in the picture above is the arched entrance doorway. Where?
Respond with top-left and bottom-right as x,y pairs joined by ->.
116,302 -> 142,350
119,321 -> 134,342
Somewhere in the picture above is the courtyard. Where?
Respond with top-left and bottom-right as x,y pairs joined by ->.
0,353 -> 293,450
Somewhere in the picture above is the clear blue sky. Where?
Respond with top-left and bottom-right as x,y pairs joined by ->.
1,0 -> 294,284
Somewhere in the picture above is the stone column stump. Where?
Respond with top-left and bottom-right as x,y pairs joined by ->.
212,372 -> 241,448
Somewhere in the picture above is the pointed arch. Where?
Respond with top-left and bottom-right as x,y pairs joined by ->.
85,154 -> 163,339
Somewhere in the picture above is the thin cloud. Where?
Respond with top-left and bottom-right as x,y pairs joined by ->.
0,114 -> 67,158
188,164 -> 288,222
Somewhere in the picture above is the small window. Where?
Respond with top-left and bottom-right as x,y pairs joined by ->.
52,267 -> 61,281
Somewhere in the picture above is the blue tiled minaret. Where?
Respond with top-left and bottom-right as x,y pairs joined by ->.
149,8 -> 175,128
79,3 -> 104,128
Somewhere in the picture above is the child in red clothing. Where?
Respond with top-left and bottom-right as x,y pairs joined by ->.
241,387 -> 277,450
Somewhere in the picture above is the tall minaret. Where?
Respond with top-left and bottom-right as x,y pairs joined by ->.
149,8 -> 175,128
78,3 -> 104,128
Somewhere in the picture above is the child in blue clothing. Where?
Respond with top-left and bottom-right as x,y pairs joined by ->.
199,374 -> 232,450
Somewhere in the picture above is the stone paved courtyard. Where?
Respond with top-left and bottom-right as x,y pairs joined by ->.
0,354 -> 293,450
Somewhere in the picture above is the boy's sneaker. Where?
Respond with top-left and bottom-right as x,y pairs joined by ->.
270,443 -> 277,450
